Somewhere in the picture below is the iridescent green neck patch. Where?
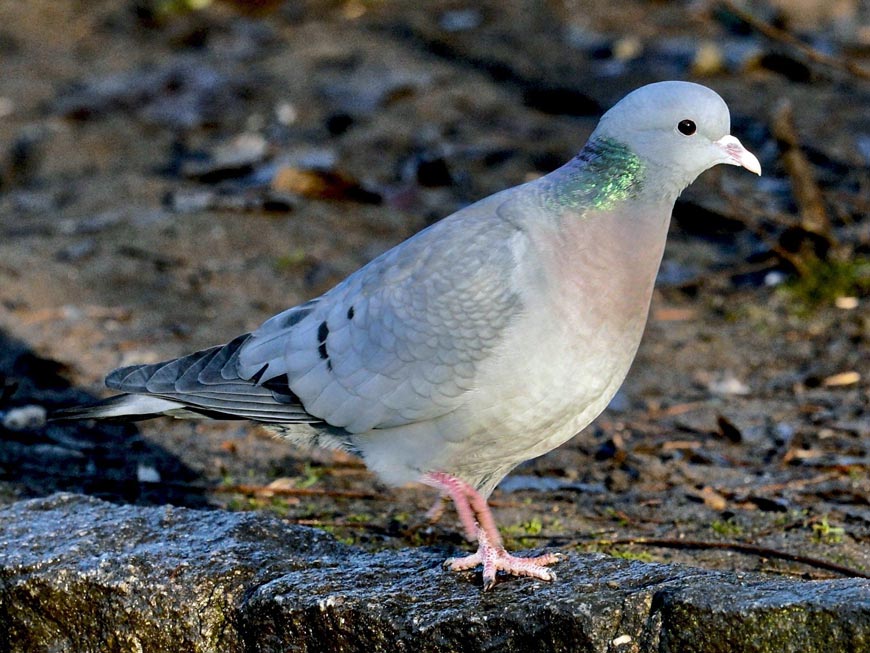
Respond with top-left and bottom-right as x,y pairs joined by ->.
543,137 -> 645,213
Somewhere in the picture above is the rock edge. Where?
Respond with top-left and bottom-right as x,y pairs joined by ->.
0,494 -> 868,653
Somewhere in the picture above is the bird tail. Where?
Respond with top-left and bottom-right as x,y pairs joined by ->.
49,334 -> 320,424
50,394 -> 191,421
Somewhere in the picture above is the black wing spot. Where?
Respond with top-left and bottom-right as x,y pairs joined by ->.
263,373 -> 302,404
262,373 -> 290,392
281,307 -> 313,329
347,306 -> 355,320
317,320 -> 330,361
249,363 -> 269,384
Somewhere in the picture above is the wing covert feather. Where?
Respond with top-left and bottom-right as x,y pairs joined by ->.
238,193 -> 530,433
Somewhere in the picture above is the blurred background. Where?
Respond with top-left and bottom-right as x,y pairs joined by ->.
0,0 -> 867,575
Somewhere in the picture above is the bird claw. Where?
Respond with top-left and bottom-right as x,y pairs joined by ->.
425,473 -> 561,589
444,528 -> 561,590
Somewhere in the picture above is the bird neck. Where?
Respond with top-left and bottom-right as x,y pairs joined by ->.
541,137 -> 647,213
527,137 -> 677,324
540,137 -> 688,212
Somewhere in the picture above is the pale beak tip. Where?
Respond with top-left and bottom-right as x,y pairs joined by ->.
715,135 -> 762,177
744,153 -> 762,177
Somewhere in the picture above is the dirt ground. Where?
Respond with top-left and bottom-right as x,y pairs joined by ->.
0,0 -> 868,581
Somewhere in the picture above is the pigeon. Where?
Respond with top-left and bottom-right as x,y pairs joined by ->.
54,81 -> 761,590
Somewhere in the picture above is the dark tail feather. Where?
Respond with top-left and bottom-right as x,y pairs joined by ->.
49,394 -> 187,422
53,335 -> 320,424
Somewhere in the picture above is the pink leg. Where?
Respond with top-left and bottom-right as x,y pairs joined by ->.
421,472 -> 561,590
424,493 -> 448,524
422,472 -> 478,540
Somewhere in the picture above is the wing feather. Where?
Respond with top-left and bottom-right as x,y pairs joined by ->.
238,191 -> 529,433
98,189 -> 533,434
104,335 -> 320,423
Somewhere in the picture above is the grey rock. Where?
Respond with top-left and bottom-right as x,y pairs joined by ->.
179,133 -> 269,181
496,474 -> 606,494
438,9 -> 483,33
1,494 -> 869,653
56,211 -> 125,236
53,58 -> 250,130
54,239 -> 97,263
0,494 -> 345,653
656,259 -> 702,288
168,188 -> 218,214
317,65 -> 433,118
0,405 -> 47,431
6,189 -> 59,215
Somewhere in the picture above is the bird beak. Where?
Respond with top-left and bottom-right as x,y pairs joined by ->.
714,135 -> 761,175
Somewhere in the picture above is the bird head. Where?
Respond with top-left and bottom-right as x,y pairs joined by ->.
590,81 -> 761,199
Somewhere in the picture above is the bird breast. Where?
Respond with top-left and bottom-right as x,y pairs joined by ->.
450,202 -> 673,466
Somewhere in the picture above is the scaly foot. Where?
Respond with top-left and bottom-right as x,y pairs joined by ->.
445,525 -> 561,590
422,471 -> 562,589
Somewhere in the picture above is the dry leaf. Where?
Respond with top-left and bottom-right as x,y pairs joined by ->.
822,371 -> 861,387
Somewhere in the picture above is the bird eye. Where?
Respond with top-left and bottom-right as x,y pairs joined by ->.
677,119 -> 696,136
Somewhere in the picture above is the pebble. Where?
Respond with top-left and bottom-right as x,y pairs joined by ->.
1,405 -> 47,431
137,464 -> 162,483
55,240 -> 97,263
707,372 -> 751,396
439,9 -> 482,32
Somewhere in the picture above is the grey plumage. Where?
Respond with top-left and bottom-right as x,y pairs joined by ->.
53,81 -> 761,588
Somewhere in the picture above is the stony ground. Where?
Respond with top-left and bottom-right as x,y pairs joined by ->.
0,0 -> 868,586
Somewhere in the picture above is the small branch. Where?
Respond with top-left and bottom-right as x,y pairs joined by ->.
214,483 -> 382,500
646,401 -> 709,418
721,185 -> 825,276
717,0 -> 870,81
771,99 -> 835,244
593,537 -> 870,579
726,471 -> 841,496
293,518 -> 391,533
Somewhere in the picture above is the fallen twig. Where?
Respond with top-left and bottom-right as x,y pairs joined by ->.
646,401 -> 708,418
717,0 -> 870,81
481,529 -> 869,578
721,189 -> 825,274
723,471 -> 841,496
771,99 -> 835,246
592,536 -> 870,579
213,483 -> 382,500
293,518 -> 392,533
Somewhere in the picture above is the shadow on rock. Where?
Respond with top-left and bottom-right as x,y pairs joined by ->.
0,330 -> 208,507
